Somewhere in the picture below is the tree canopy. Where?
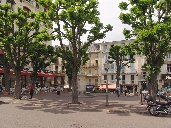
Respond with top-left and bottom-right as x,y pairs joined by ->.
0,4 -> 51,98
38,0 -> 112,103
108,44 -> 135,86
119,0 -> 171,99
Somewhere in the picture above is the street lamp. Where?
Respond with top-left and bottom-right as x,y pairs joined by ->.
104,61 -> 109,106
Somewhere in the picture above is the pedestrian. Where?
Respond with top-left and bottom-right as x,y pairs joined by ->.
116,86 -> 120,97
29,83 -> 34,99
56,86 -> 61,96
124,86 -> 127,96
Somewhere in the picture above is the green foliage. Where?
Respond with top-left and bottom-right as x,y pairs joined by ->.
0,3 -> 53,98
29,43 -> 57,78
0,4 -> 51,71
38,0 -> 112,79
119,0 -> 171,81
108,44 -> 135,81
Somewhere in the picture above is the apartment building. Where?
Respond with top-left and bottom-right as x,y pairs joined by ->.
52,39 -> 171,93
0,0 -> 54,88
99,40 -> 139,93
78,43 -> 101,91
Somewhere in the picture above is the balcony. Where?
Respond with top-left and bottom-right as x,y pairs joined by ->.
84,63 -> 98,68
86,73 -> 99,78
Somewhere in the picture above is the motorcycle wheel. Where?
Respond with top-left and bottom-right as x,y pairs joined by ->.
148,106 -> 160,116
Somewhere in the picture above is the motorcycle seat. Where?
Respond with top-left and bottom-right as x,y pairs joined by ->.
155,101 -> 166,105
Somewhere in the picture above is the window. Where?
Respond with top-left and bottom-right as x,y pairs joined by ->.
89,70 -> 91,74
95,60 -> 98,64
103,45 -> 107,51
95,79 -> 98,85
103,54 -> 108,63
167,51 -> 171,58
131,75 -> 134,80
122,75 -> 125,80
141,72 -> 146,78
130,63 -> 135,71
62,66 -> 65,71
89,79 -> 91,85
104,75 -> 107,80
111,75 -> 114,80
167,64 -> 171,72
55,66 -> 58,71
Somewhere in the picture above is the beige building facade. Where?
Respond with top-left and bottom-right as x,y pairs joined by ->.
53,40 -> 171,93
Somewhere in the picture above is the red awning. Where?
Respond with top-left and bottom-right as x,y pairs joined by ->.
0,50 -> 3,55
0,68 -> 13,74
99,84 -> 116,90
21,71 -> 32,76
0,68 -> 55,77
38,72 -> 55,77
44,73 -> 55,77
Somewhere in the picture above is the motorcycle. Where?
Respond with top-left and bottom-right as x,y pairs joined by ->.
146,95 -> 171,116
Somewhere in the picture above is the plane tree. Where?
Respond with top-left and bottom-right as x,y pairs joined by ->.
0,4 -> 50,99
119,0 -> 171,100
108,44 -> 135,88
38,0 -> 112,103
29,43 -> 57,85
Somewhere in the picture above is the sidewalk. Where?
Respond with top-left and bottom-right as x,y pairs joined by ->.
0,92 -> 147,114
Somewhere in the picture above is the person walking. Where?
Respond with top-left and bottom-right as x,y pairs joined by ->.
124,86 -> 127,97
56,86 -> 61,96
29,83 -> 34,99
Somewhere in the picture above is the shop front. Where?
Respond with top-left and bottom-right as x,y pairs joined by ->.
121,84 -> 138,94
86,85 -> 94,92
161,74 -> 171,88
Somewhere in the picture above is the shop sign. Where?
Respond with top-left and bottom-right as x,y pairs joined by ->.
166,76 -> 171,79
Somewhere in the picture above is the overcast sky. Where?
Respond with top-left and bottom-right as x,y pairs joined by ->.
52,0 -> 129,46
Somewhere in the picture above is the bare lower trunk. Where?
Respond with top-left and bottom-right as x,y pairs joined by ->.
68,78 -> 72,92
4,66 -> 10,93
72,71 -> 78,104
148,73 -> 157,101
14,70 -> 21,99
116,79 -> 119,87
4,54 -> 10,93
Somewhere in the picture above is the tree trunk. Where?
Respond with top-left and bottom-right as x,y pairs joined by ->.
68,77 -> 72,92
3,54 -> 10,93
4,67 -> 10,92
72,68 -> 78,104
14,70 -> 21,99
116,78 -> 120,87
148,73 -> 157,101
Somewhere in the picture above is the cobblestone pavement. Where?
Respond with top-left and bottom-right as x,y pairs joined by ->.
0,92 -> 171,128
